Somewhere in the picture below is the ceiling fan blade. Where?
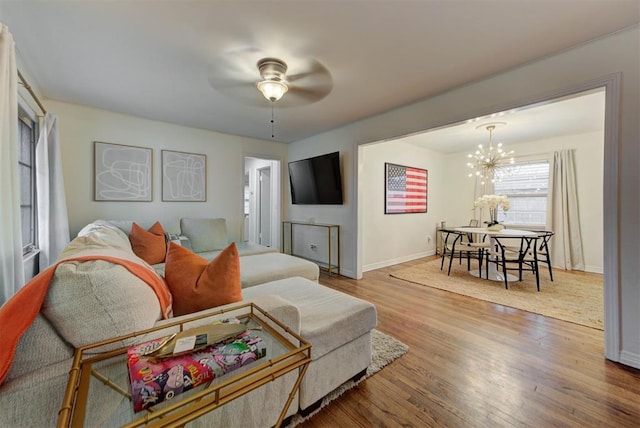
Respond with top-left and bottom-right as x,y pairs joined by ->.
207,75 -> 251,91
208,75 -> 265,106
214,46 -> 264,75
287,59 -> 331,83
279,87 -> 329,107
207,54 -> 333,107
286,70 -> 315,82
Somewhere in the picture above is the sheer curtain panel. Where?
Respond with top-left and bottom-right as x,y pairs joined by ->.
0,24 -> 25,305
548,149 -> 585,270
36,113 -> 70,269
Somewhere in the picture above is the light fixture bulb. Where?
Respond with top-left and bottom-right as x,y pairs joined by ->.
256,58 -> 289,103
256,80 -> 289,102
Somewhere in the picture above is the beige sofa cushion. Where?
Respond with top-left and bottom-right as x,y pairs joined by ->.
63,220 -> 133,255
42,260 -> 162,349
5,314 -> 73,382
107,219 -> 181,236
0,359 -> 72,428
42,221 -> 164,350
239,253 -> 319,288
195,242 -> 279,259
180,218 -> 228,252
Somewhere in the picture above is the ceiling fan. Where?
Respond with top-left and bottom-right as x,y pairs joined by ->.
208,54 -> 333,108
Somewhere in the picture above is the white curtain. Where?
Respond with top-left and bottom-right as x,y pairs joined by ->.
0,24 -> 25,305
36,113 -> 70,269
548,149 -> 585,270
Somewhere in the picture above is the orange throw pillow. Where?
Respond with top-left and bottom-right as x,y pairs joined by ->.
129,222 -> 167,265
164,242 -> 242,316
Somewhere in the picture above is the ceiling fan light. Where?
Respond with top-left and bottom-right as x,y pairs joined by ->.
257,80 -> 288,102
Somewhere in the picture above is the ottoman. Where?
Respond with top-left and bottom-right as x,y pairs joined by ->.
243,277 -> 378,411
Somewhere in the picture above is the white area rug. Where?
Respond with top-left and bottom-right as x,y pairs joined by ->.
286,329 -> 409,426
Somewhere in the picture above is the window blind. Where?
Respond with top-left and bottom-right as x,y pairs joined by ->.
494,161 -> 550,226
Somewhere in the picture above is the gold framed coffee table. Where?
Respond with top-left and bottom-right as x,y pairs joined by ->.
57,302 -> 311,428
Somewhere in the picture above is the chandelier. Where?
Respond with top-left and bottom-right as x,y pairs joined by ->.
467,123 -> 515,185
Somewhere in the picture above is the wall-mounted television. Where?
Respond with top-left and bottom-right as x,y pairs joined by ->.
288,151 -> 343,205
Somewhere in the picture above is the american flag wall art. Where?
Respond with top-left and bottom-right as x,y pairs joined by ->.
384,163 -> 428,214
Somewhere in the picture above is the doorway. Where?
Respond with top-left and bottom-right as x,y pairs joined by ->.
257,166 -> 272,246
356,75 -> 622,362
243,156 -> 282,249
359,87 -> 606,275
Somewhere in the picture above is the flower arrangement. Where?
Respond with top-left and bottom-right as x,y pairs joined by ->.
473,194 -> 510,226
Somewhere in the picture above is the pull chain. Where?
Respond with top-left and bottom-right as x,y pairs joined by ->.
270,103 -> 275,139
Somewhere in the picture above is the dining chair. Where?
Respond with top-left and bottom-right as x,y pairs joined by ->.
485,235 -> 540,291
533,231 -> 555,281
440,229 -> 484,276
460,223 -> 491,276
440,229 -> 462,274
460,230 -> 488,274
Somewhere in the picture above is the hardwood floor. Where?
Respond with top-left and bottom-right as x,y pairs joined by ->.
301,257 -> 640,427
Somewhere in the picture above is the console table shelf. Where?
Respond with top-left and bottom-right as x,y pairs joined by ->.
282,221 -> 340,276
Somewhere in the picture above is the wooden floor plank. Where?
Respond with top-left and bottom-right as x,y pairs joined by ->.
299,257 -> 640,427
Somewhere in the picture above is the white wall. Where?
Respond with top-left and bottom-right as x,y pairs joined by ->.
289,27 -> 639,367
287,145 -> 354,276
361,141 -> 446,270
45,100 -> 287,239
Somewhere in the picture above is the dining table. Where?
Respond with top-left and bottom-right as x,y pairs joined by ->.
454,227 -> 539,282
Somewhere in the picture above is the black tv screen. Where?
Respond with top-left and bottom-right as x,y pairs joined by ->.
288,152 -> 343,205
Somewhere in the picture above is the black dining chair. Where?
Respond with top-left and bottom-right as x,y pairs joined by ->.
440,229 -> 484,276
485,235 -> 540,291
533,231 -> 554,281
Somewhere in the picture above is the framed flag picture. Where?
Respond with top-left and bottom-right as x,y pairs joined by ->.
384,163 -> 428,214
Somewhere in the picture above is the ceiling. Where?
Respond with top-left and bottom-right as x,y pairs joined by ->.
400,88 -> 606,154
1,1 -> 638,143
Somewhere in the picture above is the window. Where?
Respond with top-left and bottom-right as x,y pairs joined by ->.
18,111 -> 37,254
494,161 -> 550,227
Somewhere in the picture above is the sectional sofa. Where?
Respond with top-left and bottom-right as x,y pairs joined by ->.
0,219 -> 377,427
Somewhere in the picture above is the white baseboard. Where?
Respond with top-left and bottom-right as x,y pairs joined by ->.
584,265 -> 604,274
619,350 -> 640,370
363,250 -> 435,273
619,351 -> 640,369
551,264 -> 603,274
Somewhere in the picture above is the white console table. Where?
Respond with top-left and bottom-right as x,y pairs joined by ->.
282,221 -> 340,276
